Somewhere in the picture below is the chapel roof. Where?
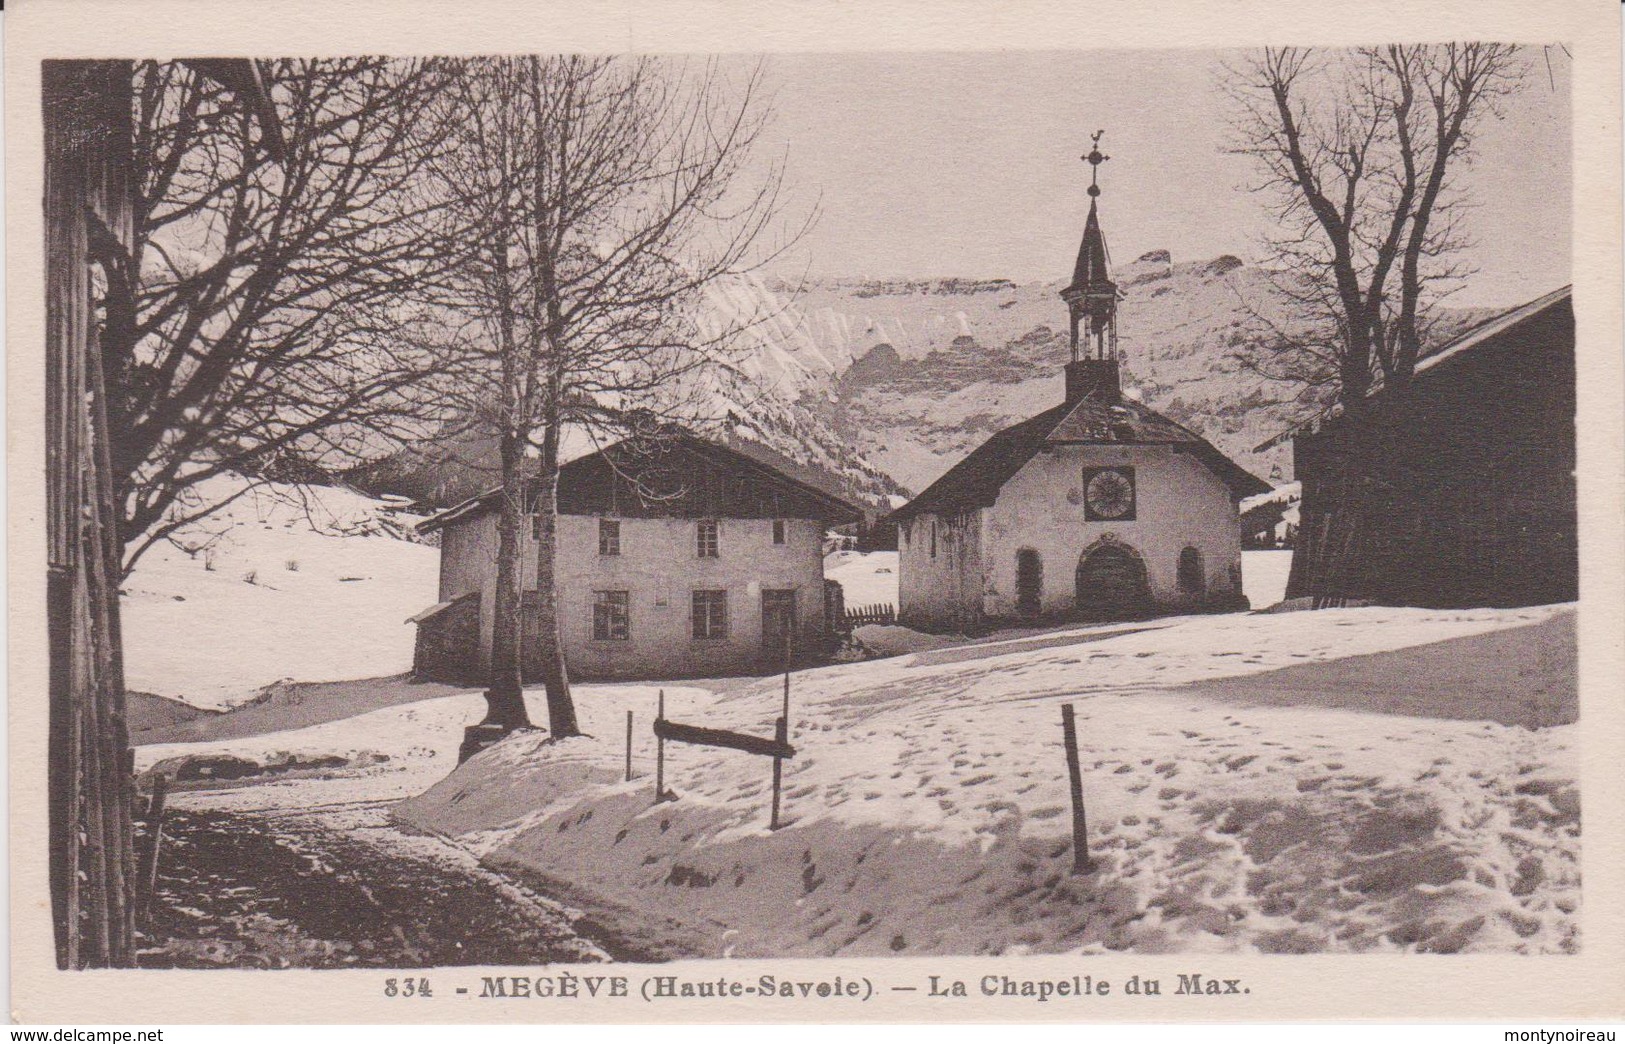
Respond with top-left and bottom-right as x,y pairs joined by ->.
883,392 -> 1270,525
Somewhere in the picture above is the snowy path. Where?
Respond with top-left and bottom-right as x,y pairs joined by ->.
141,790 -> 620,968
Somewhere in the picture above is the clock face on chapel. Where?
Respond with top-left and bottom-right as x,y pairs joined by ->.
1084,467 -> 1135,521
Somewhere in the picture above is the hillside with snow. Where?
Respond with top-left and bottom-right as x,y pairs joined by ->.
710,261 -> 1491,496
345,258 -> 1338,509
751,260 -> 1311,492
119,477 -> 1578,959
120,475 -> 439,710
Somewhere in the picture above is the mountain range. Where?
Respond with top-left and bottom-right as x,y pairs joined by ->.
350,253 -> 1489,515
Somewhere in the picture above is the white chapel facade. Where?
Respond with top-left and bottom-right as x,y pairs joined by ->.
887,137 -> 1270,631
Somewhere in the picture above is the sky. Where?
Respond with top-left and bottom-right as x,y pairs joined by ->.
745,48 -> 1571,309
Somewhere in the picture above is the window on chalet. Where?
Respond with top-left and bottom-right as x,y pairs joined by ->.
697,519 -> 719,558
772,519 -> 787,545
930,521 -> 938,559
592,590 -> 630,640
692,589 -> 728,639
599,519 -> 621,556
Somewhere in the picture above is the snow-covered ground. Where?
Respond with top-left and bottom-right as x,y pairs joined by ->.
121,475 -> 439,710
123,482 -> 1576,958
399,604 -> 1576,957
824,549 -> 899,608
153,601 -> 1575,958
1243,549 -> 1293,610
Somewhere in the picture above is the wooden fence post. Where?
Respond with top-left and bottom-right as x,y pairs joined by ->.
654,690 -> 667,803
769,716 -> 788,830
137,774 -> 168,923
782,627 -> 792,725
1061,704 -> 1095,874
625,710 -> 633,782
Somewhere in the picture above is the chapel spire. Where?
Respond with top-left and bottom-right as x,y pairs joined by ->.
1062,131 -> 1119,365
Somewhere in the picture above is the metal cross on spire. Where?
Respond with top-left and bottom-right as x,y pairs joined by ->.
1062,130 -> 1119,363
1084,129 -> 1110,197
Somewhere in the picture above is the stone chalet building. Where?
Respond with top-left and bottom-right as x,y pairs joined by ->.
885,141 -> 1270,631
410,433 -> 862,683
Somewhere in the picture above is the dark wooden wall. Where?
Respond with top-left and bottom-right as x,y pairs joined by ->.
1289,299 -> 1577,609
44,59 -> 140,969
412,594 -> 482,684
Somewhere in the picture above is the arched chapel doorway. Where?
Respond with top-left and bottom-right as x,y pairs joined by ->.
1075,540 -> 1150,618
1015,548 -> 1043,617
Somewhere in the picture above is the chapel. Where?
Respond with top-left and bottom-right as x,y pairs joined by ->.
887,135 -> 1271,630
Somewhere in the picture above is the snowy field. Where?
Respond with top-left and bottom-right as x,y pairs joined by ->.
143,600 -> 1578,958
392,603 -> 1576,957
824,550 -> 899,608
120,476 -> 439,710
1242,549 -> 1293,609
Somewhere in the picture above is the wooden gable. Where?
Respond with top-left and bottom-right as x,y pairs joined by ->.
420,433 -> 863,534
557,438 -> 856,521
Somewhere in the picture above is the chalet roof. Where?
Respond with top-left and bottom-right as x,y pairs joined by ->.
1254,285 -> 1573,452
404,591 -> 477,625
884,391 -> 1270,524
418,431 -> 863,533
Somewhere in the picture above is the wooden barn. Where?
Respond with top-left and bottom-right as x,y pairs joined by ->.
1273,286 -> 1576,609
411,433 -> 862,683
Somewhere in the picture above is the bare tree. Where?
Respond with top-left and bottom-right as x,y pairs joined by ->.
101,58 -> 458,573
1227,45 -> 1525,409
425,55 -> 801,738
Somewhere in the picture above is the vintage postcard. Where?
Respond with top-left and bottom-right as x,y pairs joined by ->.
6,0 -> 1623,1026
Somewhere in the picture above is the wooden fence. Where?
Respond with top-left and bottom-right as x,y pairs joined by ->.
843,603 -> 896,629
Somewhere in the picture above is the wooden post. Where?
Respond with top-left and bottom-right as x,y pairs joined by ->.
625,709 -> 634,782
138,775 -> 168,923
654,689 -> 666,803
782,626 -> 792,726
769,716 -> 787,830
1061,704 -> 1095,874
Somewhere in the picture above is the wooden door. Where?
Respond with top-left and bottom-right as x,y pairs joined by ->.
1075,544 -> 1150,618
762,589 -> 798,665
1015,549 -> 1043,616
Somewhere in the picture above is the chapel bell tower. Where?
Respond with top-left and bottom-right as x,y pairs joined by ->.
1061,131 -> 1122,404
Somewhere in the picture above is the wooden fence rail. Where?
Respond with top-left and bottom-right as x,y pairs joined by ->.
654,718 -> 795,761
653,688 -> 796,829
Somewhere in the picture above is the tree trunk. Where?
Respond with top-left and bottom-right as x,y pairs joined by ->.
526,56 -> 580,739
533,424 -> 580,738
482,432 -> 531,730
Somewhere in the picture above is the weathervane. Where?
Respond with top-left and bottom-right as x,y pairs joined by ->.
1084,129 -> 1110,197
